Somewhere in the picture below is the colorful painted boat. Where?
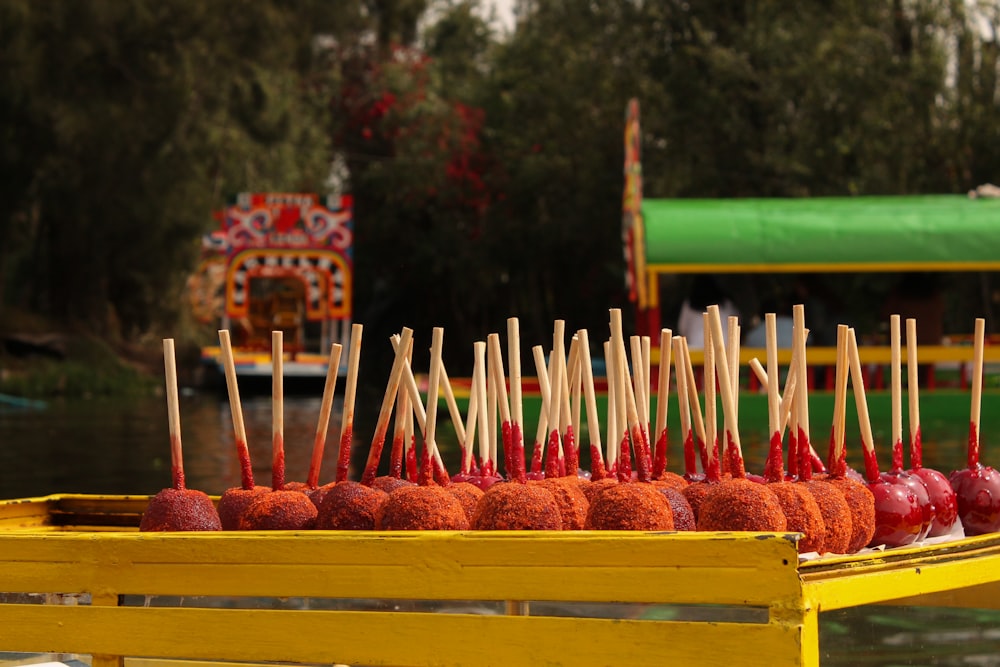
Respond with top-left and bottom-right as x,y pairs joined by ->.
190,193 -> 355,389
616,98 -> 1000,432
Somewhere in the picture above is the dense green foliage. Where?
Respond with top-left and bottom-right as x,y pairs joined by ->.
1,0 -> 999,383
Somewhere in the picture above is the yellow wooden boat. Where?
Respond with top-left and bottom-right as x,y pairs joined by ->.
2,494 -> 999,666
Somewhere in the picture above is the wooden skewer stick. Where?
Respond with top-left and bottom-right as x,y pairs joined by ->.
642,335 -> 652,433
488,332 -> 513,477
703,313 -> 719,478
487,349 -> 499,476
727,316 -> 742,474
714,313 -> 730,476
890,314 -> 904,472
474,341 -> 491,478
630,335 -> 648,439
604,340 -> 618,474
508,318 -> 524,432
906,318 -> 922,468
566,333 -> 583,476
728,315 -> 741,423
578,329 -> 606,478
562,334 -> 579,439
847,327 -> 880,482
546,348 -> 566,476
404,370 -> 417,482
611,308 -> 651,481
651,328 -> 673,479
784,323 -> 805,481
507,317 -> 527,482
681,336 -> 708,463
708,305 -> 744,477
394,337 -> 426,433
218,330 -> 253,490
654,328 -> 673,447
792,305 -> 810,480
672,336 -> 696,477
681,336 -> 718,476
831,324 -> 850,477
359,327 -> 412,486
335,323 -> 364,482
163,338 -> 186,490
546,322 -> 566,477
531,344 -> 552,475
570,333 -> 583,439
488,332 -> 513,429
390,337 -> 449,478
420,327 -> 446,485
462,342 -> 484,476
795,306 -> 816,480
271,331 -> 286,490
969,317 -> 986,469
629,336 -> 653,456
390,339 -> 411,479
763,314 -> 782,482
612,337 -> 632,479
556,327 -> 574,451
307,343 -> 344,488
748,325 -> 809,441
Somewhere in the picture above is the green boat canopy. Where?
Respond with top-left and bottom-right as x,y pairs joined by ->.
641,195 -> 1000,273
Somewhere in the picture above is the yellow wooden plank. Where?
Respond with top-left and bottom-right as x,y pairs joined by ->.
803,550 -> 1000,611
0,526 -> 800,568
799,532 -> 1000,572
0,531 -> 801,607
0,605 -> 806,667
769,596 -> 819,667
0,497 -> 53,528
879,580 -> 1000,610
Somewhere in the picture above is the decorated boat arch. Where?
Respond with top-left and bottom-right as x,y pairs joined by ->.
191,192 -> 354,382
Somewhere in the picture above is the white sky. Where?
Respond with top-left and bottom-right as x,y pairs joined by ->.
485,0 -> 516,32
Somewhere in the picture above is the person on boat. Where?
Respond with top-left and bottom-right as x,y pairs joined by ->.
882,273 -> 945,345
744,298 -> 794,349
677,275 -> 739,349
882,272 -> 945,384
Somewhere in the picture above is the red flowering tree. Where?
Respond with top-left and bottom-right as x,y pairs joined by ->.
328,40 -> 498,354
333,44 -> 489,213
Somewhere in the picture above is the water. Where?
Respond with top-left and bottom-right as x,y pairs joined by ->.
2,392 -> 1000,664
0,393 -> 344,498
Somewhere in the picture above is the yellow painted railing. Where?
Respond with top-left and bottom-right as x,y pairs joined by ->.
3,495 -> 1000,666
665,344 -> 1000,368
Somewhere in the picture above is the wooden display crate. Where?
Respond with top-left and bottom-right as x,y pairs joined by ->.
2,494 -> 1000,667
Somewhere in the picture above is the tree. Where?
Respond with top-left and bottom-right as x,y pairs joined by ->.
327,3 -> 501,372
0,1 -> 360,338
